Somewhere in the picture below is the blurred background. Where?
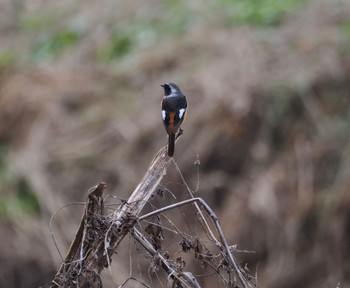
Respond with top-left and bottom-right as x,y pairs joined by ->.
0,0 -> 349,287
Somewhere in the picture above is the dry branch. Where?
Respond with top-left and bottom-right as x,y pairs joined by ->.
49,143 -> 253,288
50,146 -> 171,287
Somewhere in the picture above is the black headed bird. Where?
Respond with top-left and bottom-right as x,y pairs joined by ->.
161,83 -> 187,157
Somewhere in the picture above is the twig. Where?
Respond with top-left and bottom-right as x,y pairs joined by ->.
139,197 -> 253,288
172,161 -> 220,250
132,228 -> 201,288
49,202 -> 86,262
118,276 -> 151,288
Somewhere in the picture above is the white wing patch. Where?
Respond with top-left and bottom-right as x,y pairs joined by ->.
179,108 -> 186,119
162,110 -> 166,120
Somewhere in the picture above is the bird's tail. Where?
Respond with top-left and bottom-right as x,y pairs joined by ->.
168,133 -> 175,157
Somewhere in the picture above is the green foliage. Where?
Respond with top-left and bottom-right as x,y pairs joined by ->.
98,33 -> 133,61
0,50 -> 16,68
219,0 -> 306,26
98,1 -> 194,62
16,178 -> 40,215
340,20 -> 350,55
340,20 -> 350,38
31,29 -> 79,60
157,1 -> 192,34
21,15 -> 54,31
0,145 -> 40,218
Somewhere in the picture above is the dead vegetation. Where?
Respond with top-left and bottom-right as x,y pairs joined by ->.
49,147 -> 255,288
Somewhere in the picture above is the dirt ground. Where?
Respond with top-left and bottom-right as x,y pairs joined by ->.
0,0 -> 349,287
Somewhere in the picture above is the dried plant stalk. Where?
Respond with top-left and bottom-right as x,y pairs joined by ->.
49,144 -> 253,288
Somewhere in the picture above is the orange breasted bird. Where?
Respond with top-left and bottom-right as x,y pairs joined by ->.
161,83 -> 187,157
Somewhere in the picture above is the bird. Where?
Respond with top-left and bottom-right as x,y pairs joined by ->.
161,83 -> 187,157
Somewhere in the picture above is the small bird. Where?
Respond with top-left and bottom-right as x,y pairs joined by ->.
161,83 -> 187,157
